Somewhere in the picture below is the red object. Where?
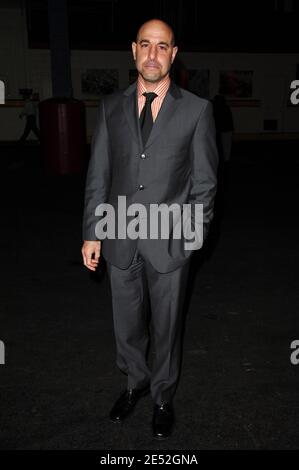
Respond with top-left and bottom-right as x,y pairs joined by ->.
39,98 -> 87,174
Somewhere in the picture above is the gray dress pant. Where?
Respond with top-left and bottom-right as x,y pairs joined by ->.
106,241 -> 190,405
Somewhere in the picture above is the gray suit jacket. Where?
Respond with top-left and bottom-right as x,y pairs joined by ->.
82,80 -> 218,273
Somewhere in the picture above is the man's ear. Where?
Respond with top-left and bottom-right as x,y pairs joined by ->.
171,46 -> 178,64
132,42 -> 137,61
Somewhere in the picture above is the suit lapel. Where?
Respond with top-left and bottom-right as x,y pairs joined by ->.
145,81 -> 182,149
122,82 -> 143,148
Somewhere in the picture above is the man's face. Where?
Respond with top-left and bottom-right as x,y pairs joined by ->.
132,21 -> 178,84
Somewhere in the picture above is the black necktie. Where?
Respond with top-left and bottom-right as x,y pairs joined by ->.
139,92 -> 157,145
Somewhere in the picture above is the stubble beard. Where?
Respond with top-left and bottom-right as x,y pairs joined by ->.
139,66 -> 170,84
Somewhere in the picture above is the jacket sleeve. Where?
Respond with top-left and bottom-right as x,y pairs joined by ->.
188,101 -> 219,243
82,99 -> 112,241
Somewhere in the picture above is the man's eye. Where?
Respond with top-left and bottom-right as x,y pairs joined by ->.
141,44 -> 148,48
159,46 -> 167,50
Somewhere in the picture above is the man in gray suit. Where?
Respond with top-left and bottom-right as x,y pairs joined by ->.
82,19 -> 218,440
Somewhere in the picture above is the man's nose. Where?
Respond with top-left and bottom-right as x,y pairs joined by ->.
148,45 -> 158,60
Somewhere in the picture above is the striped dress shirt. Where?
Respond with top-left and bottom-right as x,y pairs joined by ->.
137,75 -> 171,122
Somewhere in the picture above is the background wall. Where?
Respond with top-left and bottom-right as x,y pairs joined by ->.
0,3 -> 298,141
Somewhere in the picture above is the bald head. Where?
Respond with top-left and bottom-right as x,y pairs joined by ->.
136,19 -> 175,47
132,19 -> 178,89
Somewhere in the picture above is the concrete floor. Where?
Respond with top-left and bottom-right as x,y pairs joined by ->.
0,140 -> 299,450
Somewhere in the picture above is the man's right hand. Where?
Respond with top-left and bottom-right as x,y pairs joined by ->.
81,240 -> 101,271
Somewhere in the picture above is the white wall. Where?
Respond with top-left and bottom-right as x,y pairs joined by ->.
0,3 -> 298,140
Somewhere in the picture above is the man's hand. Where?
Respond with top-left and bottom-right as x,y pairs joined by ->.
81,241 -> 101,271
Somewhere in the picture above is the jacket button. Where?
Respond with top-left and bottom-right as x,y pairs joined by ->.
140,153 -> 146,159
138,184 -> 144,190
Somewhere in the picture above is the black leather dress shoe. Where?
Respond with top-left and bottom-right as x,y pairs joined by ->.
152,402 -> 175,440
109,385 -> 150,423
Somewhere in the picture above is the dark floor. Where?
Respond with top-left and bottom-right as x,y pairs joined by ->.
0,140 -> 299,450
